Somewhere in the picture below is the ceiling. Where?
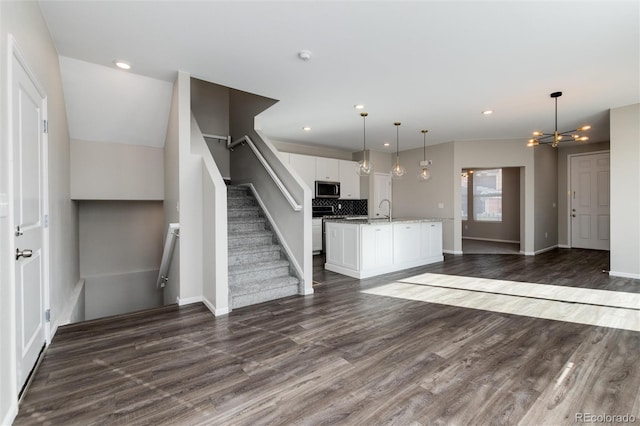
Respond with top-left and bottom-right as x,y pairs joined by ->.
39,1 -> 639,152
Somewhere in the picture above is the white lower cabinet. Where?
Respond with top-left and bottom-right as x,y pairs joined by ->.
312,218 -> 322,253
420,221 -> 443,258
361,224 -> 393,270
393,223 -> 422,264
325,220 -> 443,279
326,222 -> 360,270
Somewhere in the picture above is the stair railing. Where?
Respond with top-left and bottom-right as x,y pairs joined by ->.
156,223 -> 179,288
228,135 -> 302,211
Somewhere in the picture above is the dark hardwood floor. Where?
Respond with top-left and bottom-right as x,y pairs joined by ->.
14,249 -> 640,425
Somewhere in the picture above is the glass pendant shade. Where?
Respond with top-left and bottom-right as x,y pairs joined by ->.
391,157 -> 406,179
357,112 -> 372,176
357,157 -> 372,176
418,167 -> 431,181
390,122 -> 405,179
418,129 -> 432,182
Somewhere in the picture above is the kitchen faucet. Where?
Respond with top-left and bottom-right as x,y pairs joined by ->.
379,198 -> 392,222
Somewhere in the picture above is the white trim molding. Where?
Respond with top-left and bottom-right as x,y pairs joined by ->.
609,271 -> 640,280
202,297 -> 230,317
176,296 -> 202,306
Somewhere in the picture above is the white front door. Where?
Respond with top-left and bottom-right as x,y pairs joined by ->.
570,152 -> 610,250
12,46 -> 47,392
373,173 -> 391,218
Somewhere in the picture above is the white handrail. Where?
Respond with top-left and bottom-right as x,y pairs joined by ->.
156,223 -> 180,289
229,135 -> 302,211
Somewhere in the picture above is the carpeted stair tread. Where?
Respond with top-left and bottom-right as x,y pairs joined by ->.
228,244 -> 281,256
229,259 -> 290,275
230,275 -> 299,295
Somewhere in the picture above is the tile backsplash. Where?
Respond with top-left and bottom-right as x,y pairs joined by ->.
312,198 -> 368,216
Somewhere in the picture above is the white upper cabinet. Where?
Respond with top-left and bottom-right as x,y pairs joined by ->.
315,157 -> 340,182
289,153 -> 316,193
339,160 -> 360,199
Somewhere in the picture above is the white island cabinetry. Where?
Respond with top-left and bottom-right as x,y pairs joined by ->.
325,219 -> 443,279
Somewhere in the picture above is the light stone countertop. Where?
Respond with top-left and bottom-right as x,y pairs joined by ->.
323,217 -> 442,225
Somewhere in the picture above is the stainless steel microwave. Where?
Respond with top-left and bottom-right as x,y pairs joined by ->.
315,181 -> 340,199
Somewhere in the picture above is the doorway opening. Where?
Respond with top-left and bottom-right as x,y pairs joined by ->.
461,167 -> 521,254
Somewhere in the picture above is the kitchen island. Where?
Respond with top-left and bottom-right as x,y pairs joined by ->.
324,218 -> 443,279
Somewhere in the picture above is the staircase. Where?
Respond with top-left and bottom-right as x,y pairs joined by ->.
227,185 -> 300,309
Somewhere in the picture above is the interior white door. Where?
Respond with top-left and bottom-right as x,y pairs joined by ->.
373,173 -> 391,218
13,51 -> 47,392
570,152 -> 610,250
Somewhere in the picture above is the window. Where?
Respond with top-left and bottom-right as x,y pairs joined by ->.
473,169 -> 502,222
461,173 -> 468,221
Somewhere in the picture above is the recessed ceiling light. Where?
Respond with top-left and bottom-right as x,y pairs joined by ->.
303,126 -> 311,131
114,60 -> 131,70
482,110 -> 493,115
354,104 -> 365,110
383,142 -> 390,147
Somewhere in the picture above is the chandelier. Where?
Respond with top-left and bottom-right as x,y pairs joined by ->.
528,91 -> 591,148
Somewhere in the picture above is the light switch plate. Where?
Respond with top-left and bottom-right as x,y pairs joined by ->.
438,202 -> 444,209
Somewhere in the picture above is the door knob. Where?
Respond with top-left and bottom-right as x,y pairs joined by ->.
571,214 -> 576,218
16,248 -> 33,260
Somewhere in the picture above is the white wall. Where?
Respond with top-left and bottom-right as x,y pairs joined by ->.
176,71 -> 204,304
163,78 -> 181,305
191,116 -> 229,315
71,139 -> 164,200
610,103 -> 640,278
0,2 -> 79,423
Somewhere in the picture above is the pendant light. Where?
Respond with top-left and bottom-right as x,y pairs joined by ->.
418,129 -> 431,182
391,122 -> 406,179
356,112 -> 372,176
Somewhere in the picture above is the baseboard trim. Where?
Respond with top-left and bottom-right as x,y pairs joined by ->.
202,297 -> 230,316
558,244 -> 571,249
1,403 -> 18,426
177,295 -> 202,306
443,250 -> 463,255
609,271 -> 640,279
535,245 -> 558,255
462,237 -> 520,244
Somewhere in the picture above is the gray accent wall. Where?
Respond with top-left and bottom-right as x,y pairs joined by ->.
191,78 -> 231,178
71,139 -> 164,200
0,2 -> 80,422
392,143 -> 455,252
534,145 -> 558,252
79,201 -> 164,320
